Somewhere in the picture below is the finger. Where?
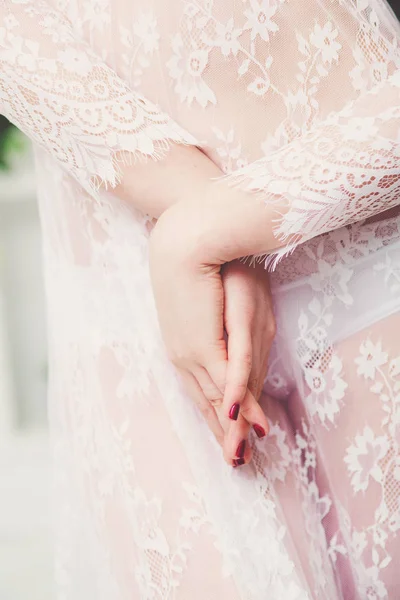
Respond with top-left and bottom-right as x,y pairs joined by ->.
192,365 -> 229,433
225,388 -> 269,459
240,386 -> 269,434
179,370 -> 224,446
204,358 -> 228,399
193,365 -> 224,407
247,369 -> 262,404
200,357 -> 231,431
193,363 -> 253,465
223,413 -> 253,467
247,349 -> 269,422
222,327 -> 253,421
231,415 -> 253,467
246,319 -> 275,425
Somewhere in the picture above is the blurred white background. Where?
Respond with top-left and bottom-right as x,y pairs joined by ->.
0,133 -> 53,599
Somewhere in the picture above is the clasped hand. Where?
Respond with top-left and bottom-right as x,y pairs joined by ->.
149,190 -> 276,467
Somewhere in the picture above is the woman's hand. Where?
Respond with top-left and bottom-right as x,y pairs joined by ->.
221,260 -> 275,464
149,192 -> 273,465
150,230 -> 229,446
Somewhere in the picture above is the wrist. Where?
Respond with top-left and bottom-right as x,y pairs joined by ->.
114,144 -> 222,219
149,194 -> 216,270
151,182 -> 282,269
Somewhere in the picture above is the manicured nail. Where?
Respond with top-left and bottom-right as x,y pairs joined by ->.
253,424 -> 266,438
229,403 -> 240,421
236,440 -> 246,458
233,458 -> 245,467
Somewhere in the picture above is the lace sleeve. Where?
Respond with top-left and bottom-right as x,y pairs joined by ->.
0,0 -> 196,197
225,69 -> 400,254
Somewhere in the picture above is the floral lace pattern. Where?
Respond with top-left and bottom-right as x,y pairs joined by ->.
260,233 -> 400,599
2,0 -> 400,598
0,0 -> 196,197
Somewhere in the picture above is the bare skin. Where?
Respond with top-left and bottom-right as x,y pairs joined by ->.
114,143 -> 279,464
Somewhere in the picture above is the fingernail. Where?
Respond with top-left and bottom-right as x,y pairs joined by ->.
233,458 -> 245,467
253,424 -> 266,438
229,403 -> 240,420
236,440 -> 246,458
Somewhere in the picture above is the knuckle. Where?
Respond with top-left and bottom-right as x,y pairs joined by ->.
232,380 -> 248,395
248,376 -> 259,393
208,396 -> 224,408
172,357 -> 187,371
169,350 -> 191,370
240,403 -> 254,420
241,349 -> 253,369
198,402 -> 214,421
200,383 -> 220,402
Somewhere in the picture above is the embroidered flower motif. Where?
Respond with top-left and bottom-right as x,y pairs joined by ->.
355,340 -> 388,380
267,370 -> 288,392
305,367 -> 327,395
361,566 -> 388,599
307,481 -> 332,521
374,254 -> 400,293
58,48 -> 93,75
393,456 -> 400,482
212,127 -> 248,173
4,36 -> 57,73
345,427 -> 390,492
167,35 -> 216,107
370,60 -> 388,85
259,422 -> 291,482
41,15 -> 72,44
212,18 -> 241,57
304,449 -> 316,470
284,90 -> 312,131
244,0 -> 278,42
345,117 -> 379,142
310,21 -> 341,64
132,489 -> 170,554
133,13 -> 160,55
351,530 -> 368,559
4,14 -> 19,30
350,62 -> 367,92
135,562 -> 157,600
82,0 -> 111,32
309,259 -> 353,306
388,497 -> 400,532
304,354 -> 347,424
248,76 -> 270,96
261,122 -> 290,155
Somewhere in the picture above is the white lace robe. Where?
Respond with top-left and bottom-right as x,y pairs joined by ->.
1,0 -> 400,598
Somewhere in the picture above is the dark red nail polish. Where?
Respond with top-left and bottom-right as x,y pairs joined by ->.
253,424 -> 266,438
236,440 -> 246,458
229,403 -> 240,420
233,458 -> 245,467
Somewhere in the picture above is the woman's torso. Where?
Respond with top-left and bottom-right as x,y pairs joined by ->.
57,0 -> 400,161
42,0 -> 400,293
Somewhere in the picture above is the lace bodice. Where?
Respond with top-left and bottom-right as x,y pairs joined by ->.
1,0 -> 400,254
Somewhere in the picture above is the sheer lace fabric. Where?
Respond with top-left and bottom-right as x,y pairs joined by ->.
1,0 -> 400,598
